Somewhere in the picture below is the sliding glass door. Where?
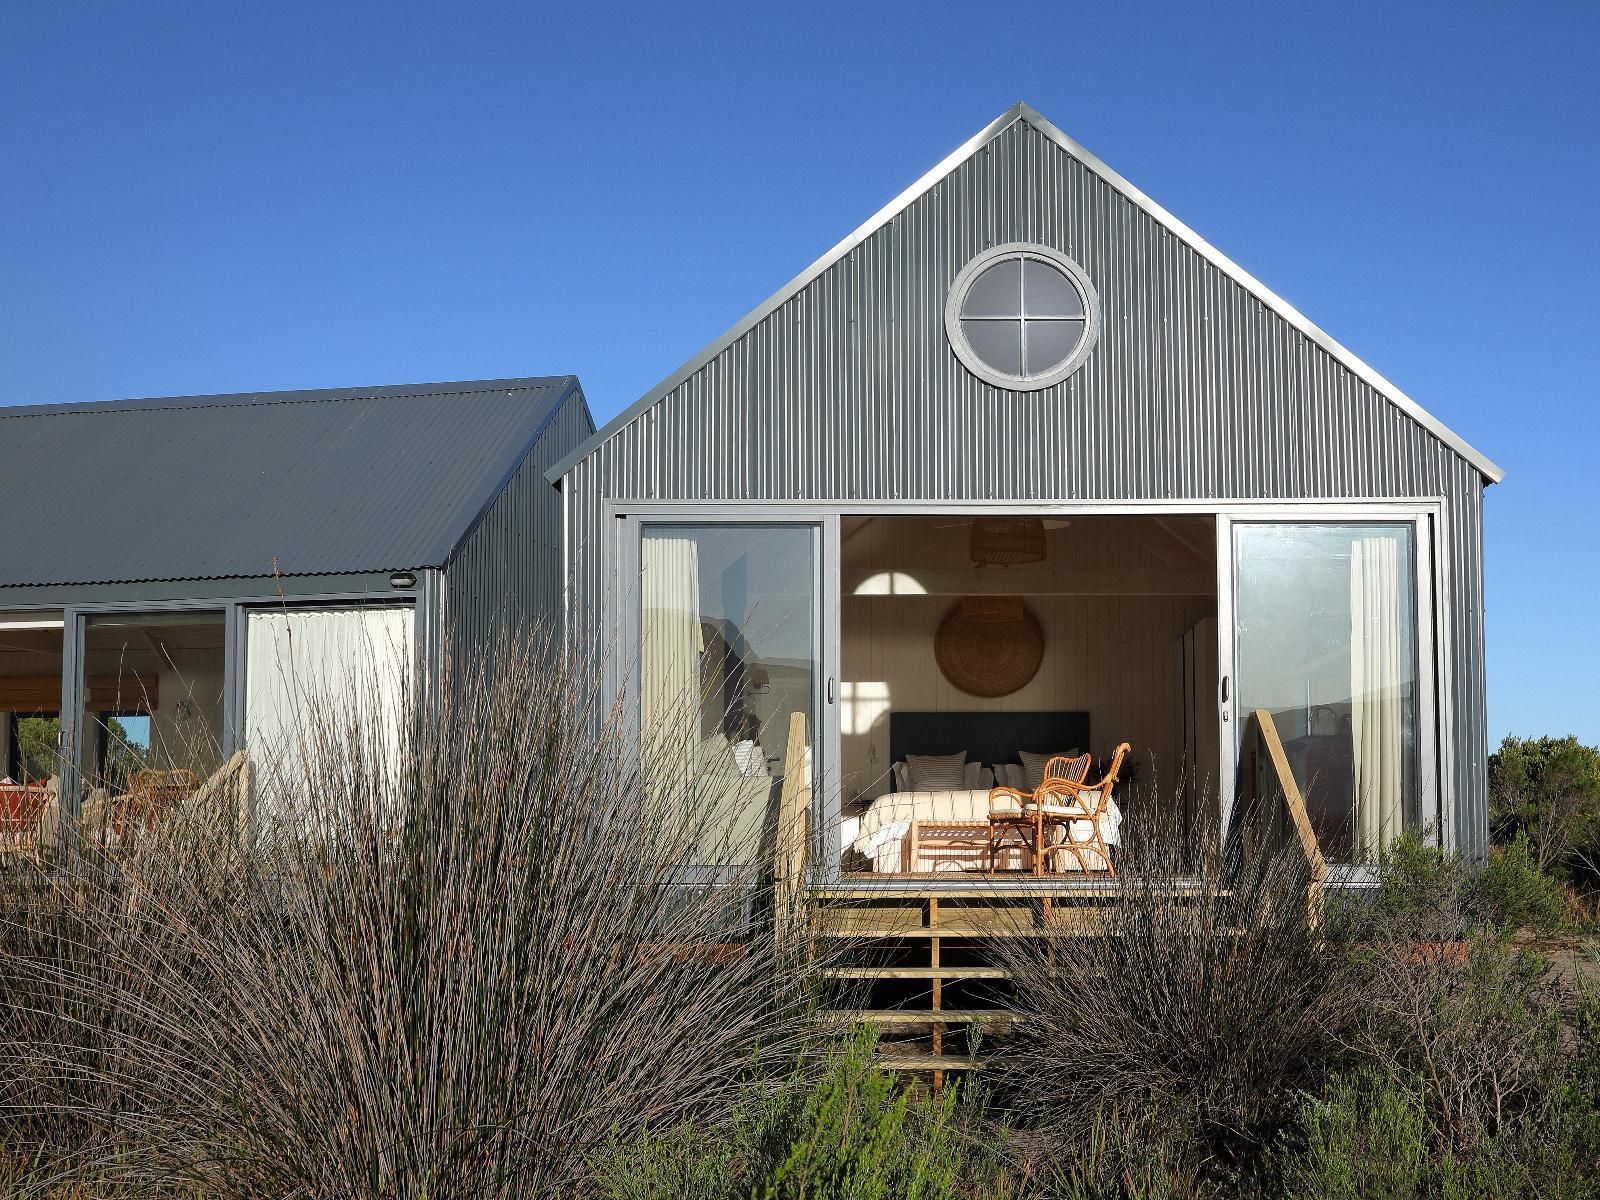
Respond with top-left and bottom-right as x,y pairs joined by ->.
1221,517 -> 1436,864
634,521 -> 828,873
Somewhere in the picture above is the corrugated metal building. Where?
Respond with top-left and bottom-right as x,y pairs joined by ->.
0,376 -> 592,791
551,102 -> 1499,871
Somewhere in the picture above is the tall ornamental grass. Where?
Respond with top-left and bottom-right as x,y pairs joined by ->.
0,635 -> 829,1198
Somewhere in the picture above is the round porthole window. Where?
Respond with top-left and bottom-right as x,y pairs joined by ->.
944,243 -> 1100,390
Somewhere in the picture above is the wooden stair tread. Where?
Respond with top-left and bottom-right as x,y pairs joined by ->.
876,1052 -> 987,1071
823,1008 -> 1017,1027
815,924 -> 1103,939
818,882 -> 1228,901
822,965 -> 1010,980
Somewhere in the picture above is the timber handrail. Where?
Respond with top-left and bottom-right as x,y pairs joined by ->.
1252,708 -> 1328,926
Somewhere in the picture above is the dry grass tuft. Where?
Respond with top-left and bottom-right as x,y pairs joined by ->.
0,632 -> 830,1198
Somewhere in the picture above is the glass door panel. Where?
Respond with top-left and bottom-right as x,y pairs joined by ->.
638,523 -> 819,871
1230,522 -> 1420,863
76,611 -> 227,848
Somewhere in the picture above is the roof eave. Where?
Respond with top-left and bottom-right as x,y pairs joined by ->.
425,376 -> 585,568
546,102 -> 1502,488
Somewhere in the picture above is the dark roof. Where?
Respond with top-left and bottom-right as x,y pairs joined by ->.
0,376 -> 582,588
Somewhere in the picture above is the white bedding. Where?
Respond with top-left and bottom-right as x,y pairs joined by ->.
850,787 -> 1122,873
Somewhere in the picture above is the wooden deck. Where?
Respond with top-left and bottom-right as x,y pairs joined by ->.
809,710 -> 1328,1085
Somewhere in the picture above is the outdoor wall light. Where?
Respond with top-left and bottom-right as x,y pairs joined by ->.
389,572 -> 417,590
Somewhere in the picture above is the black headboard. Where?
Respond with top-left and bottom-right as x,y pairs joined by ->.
889,711 -> 1091,770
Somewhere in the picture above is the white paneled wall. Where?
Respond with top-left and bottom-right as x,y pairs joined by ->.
840,516 -> 1217,808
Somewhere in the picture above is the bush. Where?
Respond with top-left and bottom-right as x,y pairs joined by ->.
1471,831 -> 1568,933
1346,935 -> 1564,1154
1336,828 -> 1568,938
593,1033 -> 1014,1200
992,826 -> 1355,1188
1489,734 -> 1600,878
0,635 -> 831,1198
1340,830 -> 1471,941
1283,1070 -> 1547,1200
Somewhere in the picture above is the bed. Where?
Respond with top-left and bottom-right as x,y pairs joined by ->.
847,710 -> 1119,873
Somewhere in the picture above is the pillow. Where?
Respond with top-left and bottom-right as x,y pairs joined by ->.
892,760 -> 909,792
1019,749 -> 1083,792
905,751 -> 967,791
963,762 -> 995,790
999,763 -> 1027,790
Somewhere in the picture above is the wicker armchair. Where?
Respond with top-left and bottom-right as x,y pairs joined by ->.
111,768 -> 199,836
988,745 -> 1131,876
986,753 -> 1092,873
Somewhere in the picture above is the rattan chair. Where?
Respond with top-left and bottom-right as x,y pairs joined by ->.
112,768 -> 199,836
1039,743 -> 1130,875
986,753 -> 1092,873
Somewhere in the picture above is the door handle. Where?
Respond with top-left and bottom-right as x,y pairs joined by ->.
1220,675 -> 1230,722
827,676 -> 836,704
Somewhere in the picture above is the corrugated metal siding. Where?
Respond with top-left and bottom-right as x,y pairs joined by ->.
0,378 -> 573,586
443,390 -> 593,658
562,118 -> 1490,852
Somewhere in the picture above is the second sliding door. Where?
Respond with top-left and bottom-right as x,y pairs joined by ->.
1222,517 -> 1436,864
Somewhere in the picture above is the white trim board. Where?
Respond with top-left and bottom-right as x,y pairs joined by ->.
547,102 -> 1502,487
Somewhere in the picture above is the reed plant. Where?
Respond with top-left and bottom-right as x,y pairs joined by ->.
992,815 -> 1358,1190
0,633 -> 830,1198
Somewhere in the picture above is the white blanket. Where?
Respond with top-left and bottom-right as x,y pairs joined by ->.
850,787 -> 1122,873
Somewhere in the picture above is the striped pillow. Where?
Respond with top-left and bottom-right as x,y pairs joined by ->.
1020,749 -> 1083,792
905,751 -> 968,791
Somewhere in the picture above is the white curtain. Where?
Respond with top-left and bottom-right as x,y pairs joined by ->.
640,537 -> 702,784
244,606 -> 415,822
1350,536 -> 1403,855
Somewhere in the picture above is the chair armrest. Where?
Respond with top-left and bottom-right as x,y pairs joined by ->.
987,785 -> 1035,816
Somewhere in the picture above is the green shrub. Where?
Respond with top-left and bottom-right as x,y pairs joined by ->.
746,1032 -> 969,1200
1283,1066 -> 1600,1200
1349,935 -> 1565,1153
1470,831 -> 1568,932
1489,734 -> 1600,879
1360,830 -> 1470,936
1283,1070 -> 1534,1200
1334,827 -> 1568,938
593,1033 -> 1013,1200
591,1124 -> 741,1200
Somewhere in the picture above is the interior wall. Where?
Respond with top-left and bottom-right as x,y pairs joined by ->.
841,516 -> 1216,815
148,648 -> 226,774
80,616 -> 227,785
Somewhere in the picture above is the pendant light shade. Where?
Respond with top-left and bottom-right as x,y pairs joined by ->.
969,517 -> 1047,566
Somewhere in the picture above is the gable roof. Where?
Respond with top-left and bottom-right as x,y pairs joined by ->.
0,376 -> 585,588
548,102 -> 1501,485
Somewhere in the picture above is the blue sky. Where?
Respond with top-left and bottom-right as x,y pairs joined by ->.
2,2 -> 1595,745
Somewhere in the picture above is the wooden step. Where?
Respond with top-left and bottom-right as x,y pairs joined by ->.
822,965 -> 1010,981
817,881 -> 1226,901
823,1008 -> 1018,1029
876,1052 -> 987,1072
814,924 -> 1102,939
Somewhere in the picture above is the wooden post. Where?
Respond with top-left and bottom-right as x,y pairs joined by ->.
775,712 -> 810,942
1253,709 -> 1328,927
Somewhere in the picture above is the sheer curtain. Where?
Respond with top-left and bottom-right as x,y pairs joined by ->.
640,537 -> 702,783
244,606 -> 414,822
1350,535 -> 1403,855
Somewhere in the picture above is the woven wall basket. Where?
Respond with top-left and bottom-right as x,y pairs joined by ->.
934,598 -> 1044,698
